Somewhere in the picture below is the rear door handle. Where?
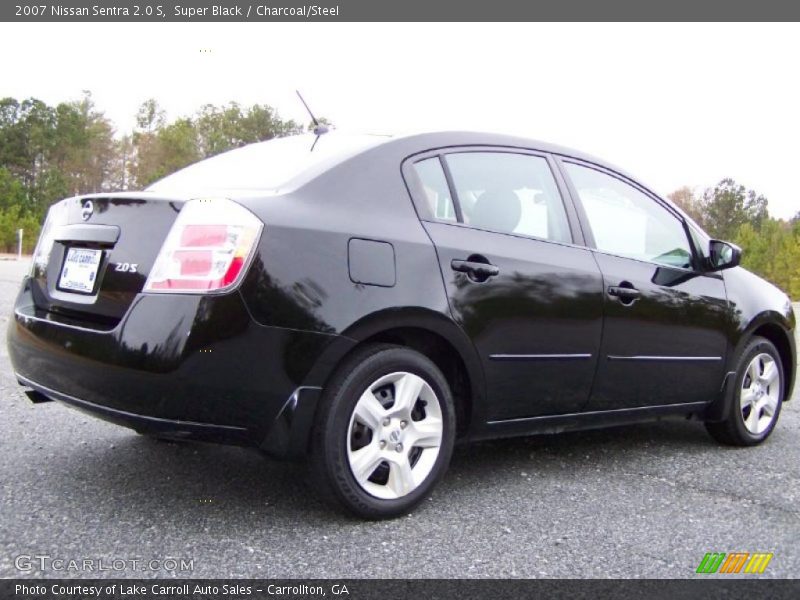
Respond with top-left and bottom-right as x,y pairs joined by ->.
607,286 -> 640,298
607,284 -> 641,305
451,259 -> 500,281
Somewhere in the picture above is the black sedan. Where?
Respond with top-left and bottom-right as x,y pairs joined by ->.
8,131 -> 796,519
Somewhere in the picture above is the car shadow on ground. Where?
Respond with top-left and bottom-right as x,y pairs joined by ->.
35,416 -> 717,525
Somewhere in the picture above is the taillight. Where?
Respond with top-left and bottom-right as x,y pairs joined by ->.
144,198 -> 263,294
30,200 -> 68,277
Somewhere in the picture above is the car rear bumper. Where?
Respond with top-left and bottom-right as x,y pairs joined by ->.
17,373 -> 254,444
8,277 -> 352,456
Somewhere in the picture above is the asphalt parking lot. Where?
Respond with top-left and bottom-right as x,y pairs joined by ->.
0,258 -> 798,579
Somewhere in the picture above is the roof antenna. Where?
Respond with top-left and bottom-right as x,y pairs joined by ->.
296,90 -> 329,140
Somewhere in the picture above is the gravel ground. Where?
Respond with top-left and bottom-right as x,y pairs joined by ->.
0,259 -> 798,579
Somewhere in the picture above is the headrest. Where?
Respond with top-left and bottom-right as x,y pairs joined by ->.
470,189 -> 521,234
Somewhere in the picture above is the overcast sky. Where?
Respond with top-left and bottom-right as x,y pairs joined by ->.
1,22 -> 798,219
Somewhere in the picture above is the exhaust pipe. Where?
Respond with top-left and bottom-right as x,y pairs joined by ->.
23,389 -> 52,404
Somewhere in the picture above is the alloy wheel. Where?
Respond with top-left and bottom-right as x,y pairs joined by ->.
346,371 -> 443,500
740,352 -> 781,435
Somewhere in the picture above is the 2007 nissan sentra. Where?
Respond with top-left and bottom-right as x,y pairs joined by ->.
8,131 -> 796,519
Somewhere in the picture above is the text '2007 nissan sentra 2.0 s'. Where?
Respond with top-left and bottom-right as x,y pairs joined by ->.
8,131 -> 796,519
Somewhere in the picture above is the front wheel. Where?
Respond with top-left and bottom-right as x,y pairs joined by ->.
309,344 -> 455,519
706,336 -> 784,446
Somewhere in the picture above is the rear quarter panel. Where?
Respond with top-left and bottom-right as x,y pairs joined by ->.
236,146 -> 450,335
233,141 -> 483,397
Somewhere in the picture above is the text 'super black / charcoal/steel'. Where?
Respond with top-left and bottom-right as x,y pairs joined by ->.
8,131 -> 796,518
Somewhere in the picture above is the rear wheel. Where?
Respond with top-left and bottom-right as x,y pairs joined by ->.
706,336 -> 784,446
309,344 -> 455,519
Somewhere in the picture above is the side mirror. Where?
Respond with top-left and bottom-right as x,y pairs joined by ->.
707,240 -> 741,271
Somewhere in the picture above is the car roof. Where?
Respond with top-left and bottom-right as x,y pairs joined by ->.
377,130 -> 637,182
144,129 -> 634,195
138,130 -> 700,231
385,130 -> 594,159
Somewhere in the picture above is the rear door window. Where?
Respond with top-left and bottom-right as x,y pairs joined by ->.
444,152 -> 572,243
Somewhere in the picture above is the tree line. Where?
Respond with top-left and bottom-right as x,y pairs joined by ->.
0,93 -> 798,298
0,92 -> 305,253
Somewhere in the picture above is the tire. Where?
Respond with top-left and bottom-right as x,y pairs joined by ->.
706,336 -> 784,446
309,343 -> 456,519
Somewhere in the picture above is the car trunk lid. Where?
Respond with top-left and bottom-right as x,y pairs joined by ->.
30,193 -> 186,326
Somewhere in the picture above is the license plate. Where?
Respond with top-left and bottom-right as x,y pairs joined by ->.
58,248 -> 103,294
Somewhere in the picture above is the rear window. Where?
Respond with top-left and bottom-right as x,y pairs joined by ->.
147,133 -> 387,194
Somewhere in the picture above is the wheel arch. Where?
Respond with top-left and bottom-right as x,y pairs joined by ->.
309,308 -> 486,439
747,320 -> 796,403
704,310 -> 795,424
731,308 -> 795,401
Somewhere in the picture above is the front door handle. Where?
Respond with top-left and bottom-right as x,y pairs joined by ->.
451,257 -> 499,282
607,283 -> 641,305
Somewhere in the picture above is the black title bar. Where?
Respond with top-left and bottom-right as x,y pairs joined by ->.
4,0 -> 800,22
4,579 -> 800,600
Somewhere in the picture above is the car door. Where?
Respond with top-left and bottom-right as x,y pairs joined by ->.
559,159 -> 730,412
403,149 -> 605,422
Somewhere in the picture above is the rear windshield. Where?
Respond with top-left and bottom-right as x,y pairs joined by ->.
147,133 -> 387,194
